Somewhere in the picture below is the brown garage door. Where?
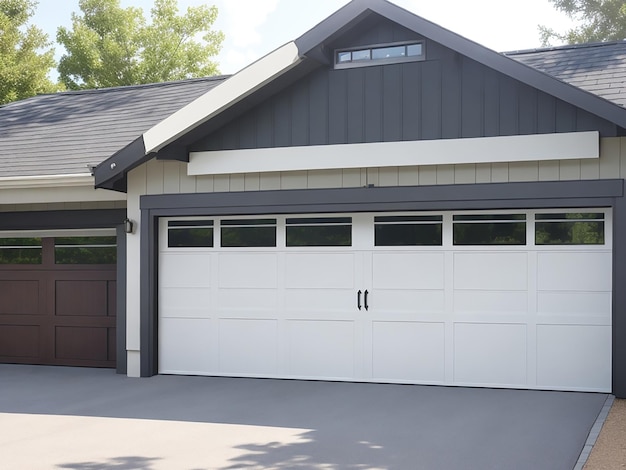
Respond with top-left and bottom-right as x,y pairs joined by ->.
0,236 -> 116,368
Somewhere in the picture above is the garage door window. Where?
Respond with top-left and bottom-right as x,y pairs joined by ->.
375,215 -> 442,246
453,214 -> 526,245
168,220 -> 214,248
0,238 -> 42,264
535,213 -> 605,245
54,237 -> 116,264
221,219 -> 276,247
286,217 -> 352,247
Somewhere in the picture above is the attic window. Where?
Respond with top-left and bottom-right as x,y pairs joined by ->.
335,41 -> 425,69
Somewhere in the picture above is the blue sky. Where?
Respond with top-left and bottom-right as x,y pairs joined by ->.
33,0 -> 574,76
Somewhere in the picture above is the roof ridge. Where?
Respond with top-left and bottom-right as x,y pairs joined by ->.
504,40 -> 626,56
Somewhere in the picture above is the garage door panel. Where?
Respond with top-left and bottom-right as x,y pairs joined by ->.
56,280 -> 108,316
0,325 -> 39,358
284,289 -> 355,312
218,289 -> 277,311
288,320 -> 355,379
160,287 -> 211,317
160,253 -> 210,288
55,326 -> 108,361
537,291 -> 611,317
285,253 -> 355,289
218,254 -> 277,289
108,281 -> 116,317
0,280 -> 40,315
372,253 -> 444,290
218,319 -> 278,375
454,253 -> 528,290
373,290 -> 445,313
454,291 -> 528,314
454,323 -> 527,386
159,318 -> 212,374
536,325 -> 611,391
372,321 -> 445,382
108,328 -> 116,362
537,252 -> 611,291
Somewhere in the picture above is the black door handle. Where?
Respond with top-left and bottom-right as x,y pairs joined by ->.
357,290 -> 362,310
364,290 -> 369,311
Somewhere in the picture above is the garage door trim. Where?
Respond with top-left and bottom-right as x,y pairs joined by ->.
139,179 -> 626,395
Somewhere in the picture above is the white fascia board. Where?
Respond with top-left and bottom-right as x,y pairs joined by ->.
0,173 -> 95,189
143,42 -> 302,154
188,131 -> 599,176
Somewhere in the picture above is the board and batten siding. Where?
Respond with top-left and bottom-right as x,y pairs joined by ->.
191,47 -> 619,153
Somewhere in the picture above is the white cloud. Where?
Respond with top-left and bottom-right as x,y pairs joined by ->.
223,0 -> 280,48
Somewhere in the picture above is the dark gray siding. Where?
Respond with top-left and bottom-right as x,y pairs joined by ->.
192,41 -> 618,152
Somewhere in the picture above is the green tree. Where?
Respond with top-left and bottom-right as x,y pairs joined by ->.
57,0 -> 224,90
540,0 -> 626,45
0,0 -> 57,105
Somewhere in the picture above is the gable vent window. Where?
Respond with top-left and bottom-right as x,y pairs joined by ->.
335,41 -> 425,69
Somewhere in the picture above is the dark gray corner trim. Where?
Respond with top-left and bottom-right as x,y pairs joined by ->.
115,225 -> 128,375
295,0 -> 626,130
139,179 -> 626,392
0,209 -> 127,231
94,136 -> 149,192
140,208 -> 159,377
613,196 -> 626,397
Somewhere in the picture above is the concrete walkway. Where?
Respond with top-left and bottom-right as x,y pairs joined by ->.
0,365 -> 607,469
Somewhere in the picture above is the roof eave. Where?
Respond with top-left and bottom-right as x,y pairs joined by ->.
95,41 -> 304,191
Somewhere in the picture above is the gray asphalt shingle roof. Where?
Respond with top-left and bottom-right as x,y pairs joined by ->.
0,76 -> 227,178
506,41 -> 626,107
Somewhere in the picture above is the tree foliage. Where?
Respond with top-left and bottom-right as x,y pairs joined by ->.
0,0 -> 57,105
540,0 -> 626,45
57,0 -> 224,90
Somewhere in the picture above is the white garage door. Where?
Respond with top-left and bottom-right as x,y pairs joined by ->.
158,209 -> 612,392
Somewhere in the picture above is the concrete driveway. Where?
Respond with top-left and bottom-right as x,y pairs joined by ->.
0,365 -> 608,469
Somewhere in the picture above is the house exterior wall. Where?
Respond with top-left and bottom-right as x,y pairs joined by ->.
123,136 -> 625,378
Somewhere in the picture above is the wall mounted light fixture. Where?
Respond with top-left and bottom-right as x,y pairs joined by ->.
124,218 -> 135,234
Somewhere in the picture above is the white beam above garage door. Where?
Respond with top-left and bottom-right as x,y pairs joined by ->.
188,131 -> 599,176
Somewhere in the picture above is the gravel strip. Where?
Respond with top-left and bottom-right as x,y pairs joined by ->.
584,398 -> 626,469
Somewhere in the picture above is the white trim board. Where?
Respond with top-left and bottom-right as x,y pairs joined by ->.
188,131 -> 599,176
1,186 -> 126,205
143,42 -> 302,154
0,173 -> 95,189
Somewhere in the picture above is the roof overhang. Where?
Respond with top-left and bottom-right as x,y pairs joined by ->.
95,42 -> 303,190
